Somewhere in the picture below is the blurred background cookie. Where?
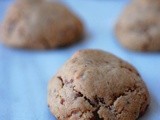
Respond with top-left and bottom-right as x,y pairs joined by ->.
0,0 -> 83,49
48,49 -> 150,120
115,0 -> 160,51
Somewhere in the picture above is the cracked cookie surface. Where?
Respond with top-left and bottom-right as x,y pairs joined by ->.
115,0 -> 160,51
0,0 -> 83,49
48,49 -> 149,120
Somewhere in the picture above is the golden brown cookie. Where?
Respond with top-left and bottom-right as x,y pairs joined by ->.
0,0 -> 83,49
48,49 -> 150,120
115,0 -> 160,51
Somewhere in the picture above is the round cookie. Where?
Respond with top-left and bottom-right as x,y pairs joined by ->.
115,0 -> 160,51
48,49 -> 149,120
0,0 -> 83,49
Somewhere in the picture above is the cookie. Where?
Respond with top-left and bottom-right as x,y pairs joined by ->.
48,49 -> 149,120
115,0 -> 160,51
0,0 -> 83,49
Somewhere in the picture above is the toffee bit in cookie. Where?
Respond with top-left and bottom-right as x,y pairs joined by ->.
60,99 -> 65,105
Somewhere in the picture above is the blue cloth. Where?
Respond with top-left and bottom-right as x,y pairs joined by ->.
0,0 -> 160,120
